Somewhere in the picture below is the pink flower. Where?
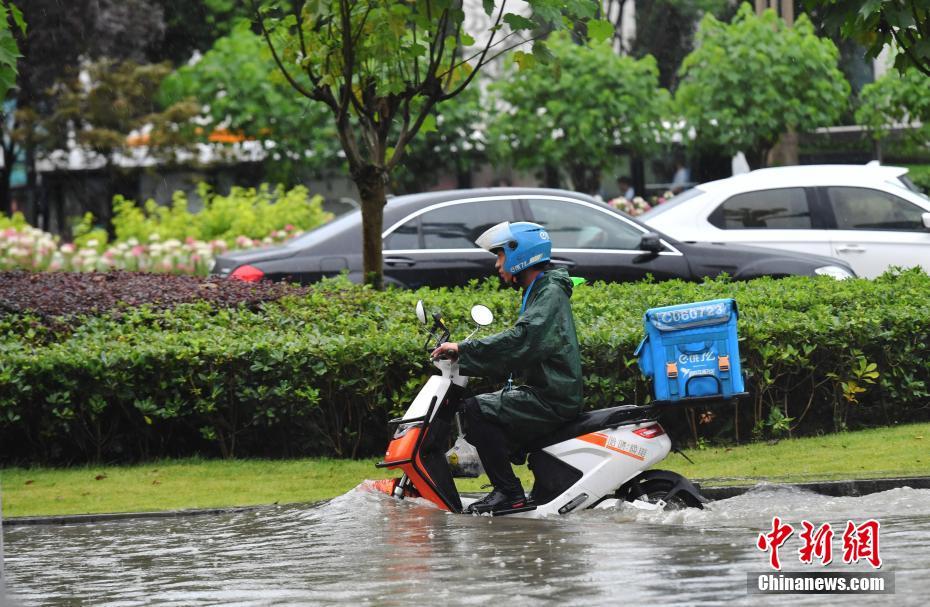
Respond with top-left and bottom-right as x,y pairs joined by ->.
284,224 -> 295,231
131,245 -> 145,257
186,236 -> 196,245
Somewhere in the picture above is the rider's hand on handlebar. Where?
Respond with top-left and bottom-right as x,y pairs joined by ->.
430,342 -> 459,361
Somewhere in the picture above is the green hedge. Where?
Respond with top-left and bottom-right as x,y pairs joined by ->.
2,270 -> 930,464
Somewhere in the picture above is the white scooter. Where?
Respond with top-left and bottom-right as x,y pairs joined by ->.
371,301 -> 708,517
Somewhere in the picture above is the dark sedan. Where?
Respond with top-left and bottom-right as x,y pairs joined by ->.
211,188 -> 856,286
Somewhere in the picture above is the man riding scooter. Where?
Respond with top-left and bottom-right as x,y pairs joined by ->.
430,221 -> 584,514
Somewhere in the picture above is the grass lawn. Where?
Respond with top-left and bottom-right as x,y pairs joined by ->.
2,422 -> 928,518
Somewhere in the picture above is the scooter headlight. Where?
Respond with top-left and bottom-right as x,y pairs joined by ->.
393,422 -> 420,439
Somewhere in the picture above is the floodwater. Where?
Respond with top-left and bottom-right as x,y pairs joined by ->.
3,484 -> 929,606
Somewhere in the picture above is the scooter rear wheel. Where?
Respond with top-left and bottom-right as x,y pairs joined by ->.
626,478 -> 702,510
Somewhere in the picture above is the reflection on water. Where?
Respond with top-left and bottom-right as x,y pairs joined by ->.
3,485 -> 930,606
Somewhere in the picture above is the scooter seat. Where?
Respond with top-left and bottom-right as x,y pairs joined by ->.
525,404 -> 656,451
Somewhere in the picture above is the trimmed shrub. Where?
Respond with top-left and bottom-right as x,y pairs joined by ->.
1,269 -> 929,464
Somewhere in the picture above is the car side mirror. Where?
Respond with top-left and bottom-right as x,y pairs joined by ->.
639,232 -> 664,254
923,212 -> 930,230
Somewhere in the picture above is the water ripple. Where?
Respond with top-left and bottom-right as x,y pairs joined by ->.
4,485 -> 929,605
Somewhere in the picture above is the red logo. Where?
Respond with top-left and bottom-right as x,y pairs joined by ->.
757,516 -> 794,570
798,520 -> 834,566
842,519 -> 882,568
758,517 -> 882,570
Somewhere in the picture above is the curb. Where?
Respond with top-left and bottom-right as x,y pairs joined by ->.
699,476 -> 930,501
2,505 -> 264,527
5,476 -> 930,526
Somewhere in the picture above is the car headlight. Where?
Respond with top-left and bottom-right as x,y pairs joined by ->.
815,265 -> 854,280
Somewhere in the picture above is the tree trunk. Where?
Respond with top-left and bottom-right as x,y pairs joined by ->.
0,165 -> 10,217
354,165 -> 387,289
568,163 -> 602,196
543,164 -> 561,188
745,147 -> 769,170
631,155 -> 646,199
25,144 -> 38,225
767,129 -> 799,167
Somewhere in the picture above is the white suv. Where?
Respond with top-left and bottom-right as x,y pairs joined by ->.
641,163 -> 930,278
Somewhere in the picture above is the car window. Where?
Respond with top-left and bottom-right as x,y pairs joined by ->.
526,198 -> 644,250
415,199 -> 515,249
383,217 -> 419,250
709,188 -> 812,229
826,187 -> 926,231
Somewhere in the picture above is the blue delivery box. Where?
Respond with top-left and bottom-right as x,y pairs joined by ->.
635,298 -> 744,402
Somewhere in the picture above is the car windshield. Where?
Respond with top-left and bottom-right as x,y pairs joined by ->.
284,209 -> 360,248
640,187 -> 706,219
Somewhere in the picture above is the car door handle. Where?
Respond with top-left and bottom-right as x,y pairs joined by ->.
550,257 -> 576,268
835,245 -> 866,253
384,256 -> 417,267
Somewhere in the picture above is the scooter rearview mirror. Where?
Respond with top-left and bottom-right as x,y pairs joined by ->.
415,300 -> 427,325
470,304 -> 494,327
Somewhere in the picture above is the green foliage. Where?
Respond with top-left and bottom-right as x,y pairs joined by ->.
676,5 -> 850,168
0,0 -> 25,99
0,210 -> 27,229
254,0 -> 601,286
112,184 -> 332,245
807,0 -> 930,77
159,22 -> 340,181
856,67 -> 930,143
904,164 -> 930,193
42,59 -> 198,160
71,212 -> 109,252
488,32 -> 671,193
3,269 -> 930,464
392,84 -> 487,193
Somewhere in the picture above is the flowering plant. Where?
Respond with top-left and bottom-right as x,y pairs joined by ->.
0,224 -> 303,276
607,195 -> 652,216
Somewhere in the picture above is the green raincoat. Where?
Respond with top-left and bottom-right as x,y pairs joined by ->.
457,267 -> 583,444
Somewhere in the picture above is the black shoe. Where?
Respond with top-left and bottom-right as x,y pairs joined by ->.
465,489 -> 527,514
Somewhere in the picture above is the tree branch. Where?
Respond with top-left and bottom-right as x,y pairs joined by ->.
886,13 -> 930,76
441,32 -> 544,101
386,96 -> 439,172
251,1 -> 322,103
442,17 -> 465,92
294,0 -> 309,63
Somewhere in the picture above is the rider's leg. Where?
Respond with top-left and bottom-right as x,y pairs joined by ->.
461,398 -> 524,498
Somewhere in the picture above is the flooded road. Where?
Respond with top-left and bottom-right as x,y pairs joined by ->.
3,484 -> 929,605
